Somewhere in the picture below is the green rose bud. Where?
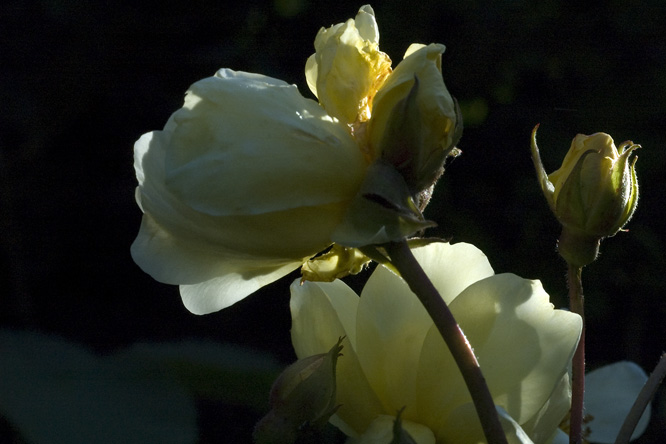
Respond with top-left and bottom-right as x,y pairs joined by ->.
253,338 -> 344,444
368,43 -> 462,200
530,125 -> 640,266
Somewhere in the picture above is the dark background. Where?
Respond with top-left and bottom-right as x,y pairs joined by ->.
2,0 -> 665,442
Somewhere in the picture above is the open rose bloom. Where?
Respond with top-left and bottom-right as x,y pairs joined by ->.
131,5 -> 458,314
131,69 -> 367,314
291,242 -> 583,444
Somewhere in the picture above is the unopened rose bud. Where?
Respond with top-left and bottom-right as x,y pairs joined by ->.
253,338 -> 344,444
368,43 -> 462,198
530,125 -> 640,266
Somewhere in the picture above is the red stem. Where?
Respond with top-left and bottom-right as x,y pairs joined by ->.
567,264 -> 585,444
614,353 -> 666,444
386,240 -> 508,444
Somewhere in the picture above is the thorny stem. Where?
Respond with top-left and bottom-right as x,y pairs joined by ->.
567,264 -> 585,444
385,240 -> 508,444
614,353 -> 666,444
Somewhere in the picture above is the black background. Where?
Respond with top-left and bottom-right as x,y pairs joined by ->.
2,0 -> 665,442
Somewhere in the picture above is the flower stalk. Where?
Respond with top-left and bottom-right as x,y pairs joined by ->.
567,264 -> 585,444
384,240 -> 508,444
614,353 -> 666,444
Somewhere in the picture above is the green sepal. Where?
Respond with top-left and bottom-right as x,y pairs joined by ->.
253,338 -> 344,444
332,159 -> 436,247
390,407 -> 419,444
529,125 -> 557,213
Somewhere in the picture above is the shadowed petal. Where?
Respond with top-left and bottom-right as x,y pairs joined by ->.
349,415 -> 435,444
356,263 -> 432,415
437,404 -> 535,444
461,275 -> 581,424
585,361 -> 650,443
354,242 -> 493,418
417,274 -> 581,437
290,280 -> 383,435
520,374 -> 572,443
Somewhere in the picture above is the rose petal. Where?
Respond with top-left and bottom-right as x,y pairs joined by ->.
585,361 -> 650,443
417,274 -> 581,433
355,262 -> 434,415
350,415 -> 435,444
369,43 -> 456,159
522,373 -> 571,442
131,212 -> 304,314
353,242 -> 493,423
306,8 -> 391,123
519,374 -> 572,443
411,242 -> 494,304
289,279 -> 383,435
179,265 -> 298,315
437,404 -> 535,444
457,275 -> 581,424
160,69 -> 365,217
131,212 -> 301,285
354,5 -> 380,44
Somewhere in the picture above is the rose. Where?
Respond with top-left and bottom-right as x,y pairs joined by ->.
131,69 -> 367,314
131,5 -> 460,314
530,127 -> 639,266
290,242 -> 582,443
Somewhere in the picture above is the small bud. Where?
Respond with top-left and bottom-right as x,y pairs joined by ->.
530,125 -> 640,266
253,338 -> 344,444
369,44 -> 462,197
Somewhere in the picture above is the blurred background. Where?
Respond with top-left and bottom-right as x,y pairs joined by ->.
1,0 -> 664,442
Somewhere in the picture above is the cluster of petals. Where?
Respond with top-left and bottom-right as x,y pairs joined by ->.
131,5 -> 456,314
290,242 -> 583,443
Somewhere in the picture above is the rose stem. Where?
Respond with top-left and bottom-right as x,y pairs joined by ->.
614,352 -> 666,444
385,240 -> 508,444
567,264 -> 585,444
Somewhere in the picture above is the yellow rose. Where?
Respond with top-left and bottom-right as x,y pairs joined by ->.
305,6 -> 461,246
547,133 -> 639,237
306,6 -> 460,179
305,5 -> 392,125
131,69 -> 367,314
530,126 -> 639,266
132,5 -> 460,314
290,242 -> 582,443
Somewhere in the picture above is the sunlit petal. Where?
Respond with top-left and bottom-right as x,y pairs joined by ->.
290,280 -> 383,434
